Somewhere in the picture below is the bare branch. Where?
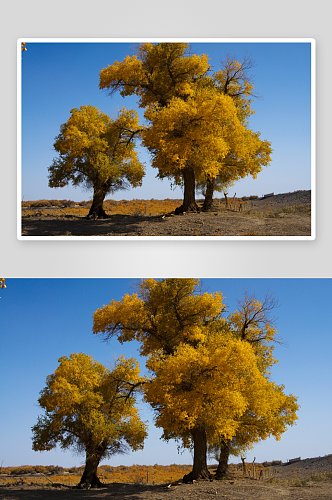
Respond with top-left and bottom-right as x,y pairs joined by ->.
234,291 -> 286,346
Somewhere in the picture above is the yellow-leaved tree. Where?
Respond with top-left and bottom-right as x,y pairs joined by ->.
198,55 -> 272,210
142,87 -> 262,213
208,292 -> 298,479
48,105 -> 145,219
32,353 -> 147,488
208,380 -> 299,478
196,130 -> 272,211
99,43 -> 272,213
144,333 -> 289,482
92,279 -> 298,481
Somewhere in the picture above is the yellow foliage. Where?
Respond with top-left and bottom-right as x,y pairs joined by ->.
228,294 -> 280,372
143,89 -> 250,181
99,44 -> 272,205
227,380 -> 299,456
32,353 -> 147,455
144,335 -> 283,445
93,278 -> 226,356
48,105 -> 145,196
0,278 -> 6,298
205,293 -> 299,458
93,280 -> 298,470
99,43 -> 210,109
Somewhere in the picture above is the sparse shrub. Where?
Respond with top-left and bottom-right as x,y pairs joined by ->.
310,472 -> 332,482
282,206 -> 294,214
67,467 -> 80,474
10,467 -> 31,475
263,460 -> 282,467
294,478 -> 309,487
47,466 -> 65,475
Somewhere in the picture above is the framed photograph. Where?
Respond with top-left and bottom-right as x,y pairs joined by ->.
18,39 -> 315,240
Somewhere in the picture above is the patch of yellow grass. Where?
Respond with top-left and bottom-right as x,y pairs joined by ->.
22,199 -> 182,217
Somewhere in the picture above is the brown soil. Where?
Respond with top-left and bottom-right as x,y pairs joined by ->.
1,477 -> 331,500
1,454 -> 331,500
21,191 -> 311,237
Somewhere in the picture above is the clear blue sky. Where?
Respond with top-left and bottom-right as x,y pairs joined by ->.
1,278 -> 330,468
20,40 -> 313,203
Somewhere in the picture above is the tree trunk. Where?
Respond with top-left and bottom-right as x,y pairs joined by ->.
202,178 -> 216,211
183,425 -> 211,482
215,440 -> 230,479
175,166 -> 199,214
88,186 -> 109,219
78,446 -> 104,488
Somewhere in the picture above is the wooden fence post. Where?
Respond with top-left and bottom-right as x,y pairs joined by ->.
241,457 -> 247,477
252,457 -> 256,479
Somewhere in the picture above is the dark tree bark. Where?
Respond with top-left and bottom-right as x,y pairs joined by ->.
78,444 -> 105,488
202,178 -> 216,211
215,440 -> 230,479
88,185 -> 109,219
183,424 -> 211,482
175,166 -> 199,214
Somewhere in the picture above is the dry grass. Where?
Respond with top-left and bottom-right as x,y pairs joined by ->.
1,461 -> 331,487
21,193 -> 311,219
0,464 -> 192,487
0,462 -> 278,486
22,199 -> 182,217
266,470 -> 332,487
21,197 -> 260,217
0,463 -> 263,486
244,203 -> 311,218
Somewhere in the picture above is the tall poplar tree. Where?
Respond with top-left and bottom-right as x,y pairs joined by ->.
99,43 -> 272,213
48,105 -> 145,219
93,279 -> 298,481
32,353 -> 147,488
200,55 -> 272,210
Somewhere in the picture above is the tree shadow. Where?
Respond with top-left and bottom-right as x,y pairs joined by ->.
0,482 -> 175,499
21,214 -> 166,237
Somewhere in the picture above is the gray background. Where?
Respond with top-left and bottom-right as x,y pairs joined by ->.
1,0 -> 329,278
